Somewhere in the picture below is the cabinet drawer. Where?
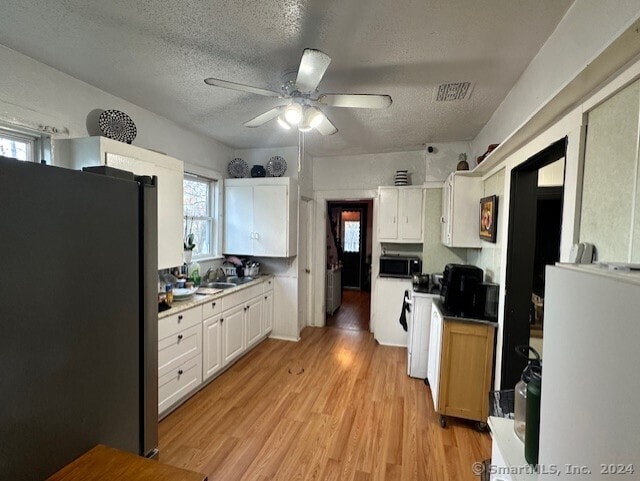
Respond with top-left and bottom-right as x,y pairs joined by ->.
158,324 -> 202,378
221,284 -> 263,311
158,356 -> 202,415
159,306 -> 202,339
202,298 -> 222,319
263,278 -> 274,294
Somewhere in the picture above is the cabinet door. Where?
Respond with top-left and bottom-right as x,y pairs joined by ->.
427,305 -> 442,410
245,296 -> 263,348
224,185 -> 254,255
222,305 -> 245,366
202,314 -> 222,381
441,178 -> 452,245
438,320 -> 495,421
378,188 -> 399,240
253,185 -> 288,256
105,153 -> 183,269
263,291 -> 273,334
399,188 -> 424,241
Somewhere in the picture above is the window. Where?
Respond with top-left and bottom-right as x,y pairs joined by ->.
183,174 -> 218,259
0,126 -> 51,162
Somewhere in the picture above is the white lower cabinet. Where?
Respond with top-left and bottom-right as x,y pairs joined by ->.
263,290 -> 273,334
158,278 -> 276,418
202,314 -> 222,382
245,297 -> 263,348
158,354 -> 202,415
222,304 -> 246,366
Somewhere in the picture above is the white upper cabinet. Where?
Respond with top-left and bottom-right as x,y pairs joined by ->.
440,172 -> 482,248
55,136 -> 184,269
378,186 -> 425,243
224,178 -> 298,257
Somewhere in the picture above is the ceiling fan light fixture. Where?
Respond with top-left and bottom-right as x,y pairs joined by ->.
306,107 -> 325,129
284,103 -> 302,125
277,115 -> 291,130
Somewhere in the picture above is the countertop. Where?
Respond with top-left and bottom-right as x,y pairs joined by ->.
434,299 -> 498,327
46,444 -> 206,481
488,417 -> 537,481
159,275 -> 274,319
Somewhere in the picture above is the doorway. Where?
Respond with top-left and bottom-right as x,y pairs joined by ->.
502,138 -> 566,389
325,200 -> 373,331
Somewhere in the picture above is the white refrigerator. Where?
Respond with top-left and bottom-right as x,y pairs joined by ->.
539,265 -> 640,479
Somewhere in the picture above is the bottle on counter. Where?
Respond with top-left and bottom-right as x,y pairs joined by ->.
188,260 -> 201,286
513,346 -> 541,443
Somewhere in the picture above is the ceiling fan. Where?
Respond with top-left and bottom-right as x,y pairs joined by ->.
204,49 -> 392,136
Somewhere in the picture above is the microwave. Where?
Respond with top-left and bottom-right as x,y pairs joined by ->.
379,256 -> 422,278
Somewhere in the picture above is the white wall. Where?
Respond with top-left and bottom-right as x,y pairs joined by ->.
0,45 -> 234,171
471,0 -> 640,160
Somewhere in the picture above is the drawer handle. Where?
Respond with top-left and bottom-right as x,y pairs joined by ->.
221,318 -> 224,323
178,315 -> 183,321
177,334 -> 183,341
265,296 -> 267,300
212,302 -> 216,308
178,369 -> 183,376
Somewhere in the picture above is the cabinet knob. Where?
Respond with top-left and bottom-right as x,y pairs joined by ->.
221,318 -> 224,323
265,296 -> 267,300
178,369 -> 183,376
177,334 -> 183,340
178,315 -> 183,322
212,302 -> 216,308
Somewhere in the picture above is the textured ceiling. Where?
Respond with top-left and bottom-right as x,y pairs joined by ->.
0,0 -> 572,156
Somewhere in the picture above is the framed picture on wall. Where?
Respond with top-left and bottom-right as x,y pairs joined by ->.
479,195 -> 498,242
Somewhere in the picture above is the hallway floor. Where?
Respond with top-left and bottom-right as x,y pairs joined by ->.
326,289 -> 371,331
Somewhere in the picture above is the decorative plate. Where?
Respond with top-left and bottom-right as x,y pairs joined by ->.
266,156 -> 287,177
98,109 -> 137,144
228,158 -> 249,178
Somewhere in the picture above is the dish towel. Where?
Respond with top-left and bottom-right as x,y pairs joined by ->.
399,290 -> 411,332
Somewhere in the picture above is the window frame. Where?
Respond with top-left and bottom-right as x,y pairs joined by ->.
0,124 -> 51,163
183,172 -> 220,261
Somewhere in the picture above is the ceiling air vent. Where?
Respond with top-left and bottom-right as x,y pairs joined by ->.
434,82 -> 473,101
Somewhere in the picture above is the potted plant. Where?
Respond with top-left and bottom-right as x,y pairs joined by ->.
183,232 -> 196,263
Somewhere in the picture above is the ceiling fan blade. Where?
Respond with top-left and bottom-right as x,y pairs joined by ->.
317,93 -> 392,109
204,77 -> 282,98
295,49 -> 331,93
315,115 -> 338,136
243,106 -> 285,128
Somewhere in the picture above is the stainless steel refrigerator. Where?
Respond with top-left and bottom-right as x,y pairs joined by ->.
0,156 -> 158,480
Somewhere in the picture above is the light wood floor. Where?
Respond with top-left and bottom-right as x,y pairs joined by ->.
159,327 -> 490,481
326,290 -> 371,331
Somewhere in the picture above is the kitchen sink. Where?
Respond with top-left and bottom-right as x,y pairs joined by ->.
227,276 -> 254,285
203,281 -> 236,289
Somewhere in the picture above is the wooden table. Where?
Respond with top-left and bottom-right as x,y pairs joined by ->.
46,445 -> 207,481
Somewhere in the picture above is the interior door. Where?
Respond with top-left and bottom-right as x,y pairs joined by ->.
253,185 -> 288,256
224,185 -> 253,255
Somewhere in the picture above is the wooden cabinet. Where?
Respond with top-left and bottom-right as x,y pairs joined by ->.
224,178 -> 298,257
55,136 -> 184,269
441,172 -> 483,248
377,186 -> 425,242
437,318 -> 495,424
202,299 -> 223,382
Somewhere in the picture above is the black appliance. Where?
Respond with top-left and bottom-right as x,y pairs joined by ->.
0,157 -> 158,480
379,255 -> 422,278
441,263 -> 484,316
474,282 -> 500,321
